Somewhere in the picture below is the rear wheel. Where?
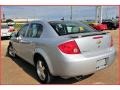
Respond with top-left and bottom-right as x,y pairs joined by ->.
36,58 -> 53,84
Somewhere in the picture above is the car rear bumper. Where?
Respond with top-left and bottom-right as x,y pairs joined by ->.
51,47 -> 116,77
1,32 -> 11,37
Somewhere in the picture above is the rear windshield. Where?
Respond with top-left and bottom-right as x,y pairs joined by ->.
49,21 -> 97,36
1,25 -> 9,29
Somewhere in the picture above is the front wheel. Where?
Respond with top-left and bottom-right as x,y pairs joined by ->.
36,59 -> 53,84
7,45 -> 16,58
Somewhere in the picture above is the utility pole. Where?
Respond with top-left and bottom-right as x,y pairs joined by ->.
95,6 -> 102,23
70,6 -> 72,20
95,6 -> 99,23
105,7 -> 108,19
100,6 -> 102,23
1,7 -> 6,22
3,13 -> 5,20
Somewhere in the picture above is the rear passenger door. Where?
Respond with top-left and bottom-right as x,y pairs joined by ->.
23,23 -> 43,64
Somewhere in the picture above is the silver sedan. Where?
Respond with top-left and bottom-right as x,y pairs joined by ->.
7,21 -> 116,83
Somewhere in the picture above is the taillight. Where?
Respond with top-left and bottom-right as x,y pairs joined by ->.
8,29 -> 14,32
58,40 -> 80,54
110,36 -> 113,47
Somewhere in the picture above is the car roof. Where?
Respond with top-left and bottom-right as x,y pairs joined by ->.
31,20 -> 81,23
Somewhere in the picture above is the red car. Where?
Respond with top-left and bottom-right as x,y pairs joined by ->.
89,23 -> 108,31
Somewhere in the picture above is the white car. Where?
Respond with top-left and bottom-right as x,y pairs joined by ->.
1,24 -> 14,38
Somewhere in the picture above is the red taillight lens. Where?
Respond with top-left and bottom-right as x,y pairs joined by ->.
58,40 -> 80,54
110,36 -> 113,47
8,29 -> 14,32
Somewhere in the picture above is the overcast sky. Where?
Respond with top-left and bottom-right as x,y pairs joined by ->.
2,6 -> 118,20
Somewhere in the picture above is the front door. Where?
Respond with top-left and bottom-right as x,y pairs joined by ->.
12,24 -> 29,60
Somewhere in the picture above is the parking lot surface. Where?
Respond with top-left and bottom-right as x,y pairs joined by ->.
1,30 -> 119,84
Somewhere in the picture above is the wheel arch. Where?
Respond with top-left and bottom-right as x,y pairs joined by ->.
33,48 -> 54,75
7,42 -> 12,51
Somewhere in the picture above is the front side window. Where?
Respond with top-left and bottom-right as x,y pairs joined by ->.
17,24 -> 29,37
26,23 -> 43,38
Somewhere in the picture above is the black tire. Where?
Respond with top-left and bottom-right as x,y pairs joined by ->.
35,58 -> 53,84
7,45 -> 16,58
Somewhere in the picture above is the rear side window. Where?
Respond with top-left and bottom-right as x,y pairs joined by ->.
49,21 -> 96,36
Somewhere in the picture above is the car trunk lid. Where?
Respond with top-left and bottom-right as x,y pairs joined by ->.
70,32 -> 112,54
1,28 -> 9,35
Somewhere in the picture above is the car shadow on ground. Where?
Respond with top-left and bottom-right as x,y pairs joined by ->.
6,54 -> 93,84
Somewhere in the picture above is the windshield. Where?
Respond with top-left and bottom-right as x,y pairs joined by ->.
49,21 -> 97,36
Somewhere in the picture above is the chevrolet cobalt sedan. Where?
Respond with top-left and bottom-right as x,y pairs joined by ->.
7,21 -> 116,83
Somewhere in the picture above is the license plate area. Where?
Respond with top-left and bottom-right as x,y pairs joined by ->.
2,33 -> 7,36
96,58 -> 107,70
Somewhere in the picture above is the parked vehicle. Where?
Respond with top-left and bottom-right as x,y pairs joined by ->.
7,21 -> 116,83
8,24 -> 15,30
102,19 -> 117,30
1,24 -> 15,39
89,23 -> 108,31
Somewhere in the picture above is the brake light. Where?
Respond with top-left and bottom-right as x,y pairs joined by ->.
110,36 -> 113,47
8,29 -> 14,32
58,40 -> 80,54
93,36 -> 103,39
